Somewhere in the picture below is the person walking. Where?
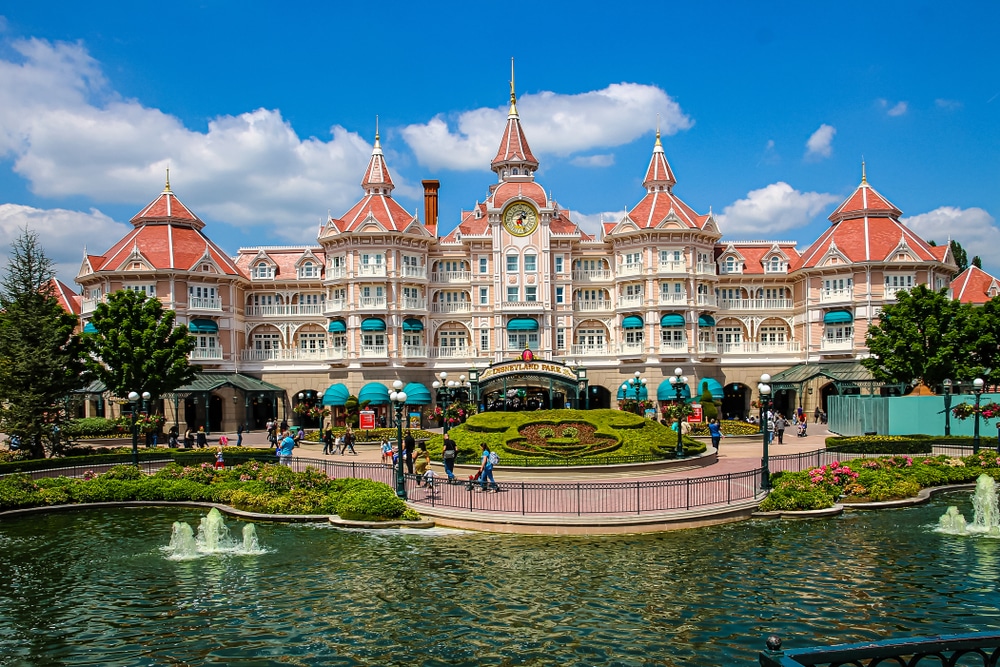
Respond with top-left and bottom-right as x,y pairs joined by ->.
342,427 -> 356,455
414,444 -> 431,485
236,422 -> 244,447
404,430 -> 416,475
813,406 -> 821,424
441,433 -> 457,482
476,443 -> 499,492
214,446 -> 225,469
323,428 -> 334,455
773,414 -> 788,445
277,430 -> 296,467
196,426 -> 208,449
380,437 -> 393,463
708,418 -> 723,451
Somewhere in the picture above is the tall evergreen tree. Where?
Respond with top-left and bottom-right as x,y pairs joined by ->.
0,229 -> 88,458
949,239 -> 969,274
85,290 -> 197,407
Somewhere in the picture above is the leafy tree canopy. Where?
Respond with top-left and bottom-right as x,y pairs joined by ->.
85,290 -> 197,405
0,229 -> 88,457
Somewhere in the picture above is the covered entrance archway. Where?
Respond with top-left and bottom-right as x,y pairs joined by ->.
473,359 -> 588,411
722,383 -> 750,420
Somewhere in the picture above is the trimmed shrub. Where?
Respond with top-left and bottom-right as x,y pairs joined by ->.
336,480 -> 407,521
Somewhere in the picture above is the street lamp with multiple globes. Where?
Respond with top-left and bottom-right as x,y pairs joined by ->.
432,372 -> 468,434
620,371 -> 647,415
758,374 -> 772,490
942,378 -> 953,437
973,377 -> 984,454
667,367 -> 688,458
127,390 -> 151,467
388,380 -> 408,499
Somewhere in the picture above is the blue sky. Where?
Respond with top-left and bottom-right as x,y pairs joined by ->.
0,1 -> 997,284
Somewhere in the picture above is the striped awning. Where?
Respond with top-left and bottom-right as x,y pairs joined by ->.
660,313 -> 685,327
360,318 -> 386,332
507,317 -> 539,331
698,314 -> 716,327
322,383 -> 350,406
402,318 -> 424,332
188,319 -> 218,333
327,319 -> 347,333
622,315 -> 644,329
824,310 -> 853,324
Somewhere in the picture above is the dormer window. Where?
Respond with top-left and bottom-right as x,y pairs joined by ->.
298,261 -> 318,279
723,256 -> 741,274
253,262 -> 274,280
129,262 -> 144,271
199,263 -> 215,273
765,257 -> 785,273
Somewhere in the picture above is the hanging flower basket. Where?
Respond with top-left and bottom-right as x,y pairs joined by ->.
952,401 -> 1000,421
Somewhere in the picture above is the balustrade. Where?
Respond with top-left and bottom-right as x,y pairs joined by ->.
430,271 -> 472,283
716,298 -> 793,311
188,296 -> 222,311
572,269 -> 612,281
573,300 -> 612,312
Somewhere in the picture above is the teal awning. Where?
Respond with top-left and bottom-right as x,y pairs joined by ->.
358,382 -> 390,405
659,313 -> 685,327
403,382 -> 432,405
617,382 -> 649,400
824,310 -> 853,324
402,318 -> 424,332
657,381 -> 691,401
698,314 -> 716,327
507,317 -> 538,331
327,319 -> 347,333
321,383 -> 350,406
82,322 -> 98,334
188,319 -> 218,333
694,378 -> 724,400
360,318 -> 386,332
622,315 -> 644,329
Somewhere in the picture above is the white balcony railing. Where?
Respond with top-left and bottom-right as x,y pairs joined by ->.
618,262 -> 643,277
696,294 -> 717,307
430,271 -> 472,283
401,266 -> 427,279
572,269 -> 612,281
821,337 -> 854,352
716,298 -> 793,311
81,297 -> 105,314
188,297 -> 222,311
430,346 -> 471,359
658,261 -> 686,273
696,263 -> 716,275
240,348 -> 331,362
326,266 -> 347,280
190,348 -> 224,360
658,342 -> 689,355
698,342 -> 719,355
571,344 -> 610,357
820,288 -> 853,303
358,297 -> 387,309
432,302 -> 471,313
401,297 -> 427,310
617,342 -> 645,356
719,341 -> 802,354
360,345 -> 388,358
402,345 -> 427,358
617,295 -> 644,308
326,347 -> 348,360
573,300 -> 612,312
658,292 -> 688,305
245,304 -> 324,317
502,300 -> 543,310
358,264 -> 387,277
323,299 -> 347,314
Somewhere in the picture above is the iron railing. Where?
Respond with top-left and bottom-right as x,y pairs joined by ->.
758,632 -> 1000,667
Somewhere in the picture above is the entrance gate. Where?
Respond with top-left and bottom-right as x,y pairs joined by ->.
473,360 -> 588,411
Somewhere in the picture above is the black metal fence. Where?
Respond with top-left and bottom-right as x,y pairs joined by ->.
758,631 -> 1000,667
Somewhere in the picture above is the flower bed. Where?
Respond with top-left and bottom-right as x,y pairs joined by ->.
760,452 -> 1000,511
507,422 -> 619,458
0,460 -> 420,521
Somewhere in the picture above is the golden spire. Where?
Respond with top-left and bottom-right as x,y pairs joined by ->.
655,114 -> 662,146
375,114 -> 380,142
164,167 -> 171,192
508,57 -> 518,115
861,157 -> 867,184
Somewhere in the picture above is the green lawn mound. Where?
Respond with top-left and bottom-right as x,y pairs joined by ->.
428,409 -> 703,464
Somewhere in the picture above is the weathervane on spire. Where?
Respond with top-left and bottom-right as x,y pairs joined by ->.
861,157 -> 867,184
509,57 -> 518,115
656,113 -> 662,145
165,167 -> 171,192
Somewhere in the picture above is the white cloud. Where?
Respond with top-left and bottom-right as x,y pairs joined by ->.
401,83 -> 693,171
878,99 -> 908,116
566,208 -> 627,237
936,98 -> 962,110
570,154 -> 615,168
0,37 -> 377,240
0,203 -> 131,285
902,206 -> 1000,274
716,182 -> 839,236
804,124 -> 836,160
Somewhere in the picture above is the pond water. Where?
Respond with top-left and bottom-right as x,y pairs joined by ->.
0,493 -> 998,667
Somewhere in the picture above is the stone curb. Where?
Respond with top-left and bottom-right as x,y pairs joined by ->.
751,482 -> 979,519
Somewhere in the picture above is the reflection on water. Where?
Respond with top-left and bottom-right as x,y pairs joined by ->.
0,494 -> 999,666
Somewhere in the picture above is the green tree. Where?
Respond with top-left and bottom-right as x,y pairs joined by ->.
0,229 -> 88,457
698,382 -> 718,422
863,285 -> 983,387
85,290 -> 197,408
949,239 -> 968,273
972,256 -> 982,269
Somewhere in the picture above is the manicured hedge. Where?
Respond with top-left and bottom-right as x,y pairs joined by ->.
0,447 -> 277,475
0,460 -> 418,521
304,428 -> 436,443
825,434 -> 1000,454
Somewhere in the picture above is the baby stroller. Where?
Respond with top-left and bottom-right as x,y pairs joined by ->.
797,420 -> 808,437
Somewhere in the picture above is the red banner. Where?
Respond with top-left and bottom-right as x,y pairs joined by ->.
359,410 -> 376,430
689,403 -> 702,422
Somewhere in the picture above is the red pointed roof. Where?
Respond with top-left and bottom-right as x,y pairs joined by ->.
330,134 -> 416,233
828,169 -> 901,224
642,131 -> 676,191
952,266 -> 1000,304
48,278 -> 81,315
491,90 -> 538,173
361,133 -> 395,193
130,179 -> 204,230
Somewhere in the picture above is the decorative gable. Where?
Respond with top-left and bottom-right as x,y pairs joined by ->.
762,244 -> 790,274
886,237 -> 917,263
818,242 -> 851,267
717,244 -> 745,274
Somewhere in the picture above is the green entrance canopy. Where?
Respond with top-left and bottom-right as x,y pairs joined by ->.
358,382 -> 390,405
327,319 -> 347,333
695,378 -> 724,400
657,381 -> 691,401
402,318 -> 424,332
698,314 -> 716,327
507,317 -> 538,331
824,310 -> 853,324
622,315 -> 644,329
322,383 -> 350,406
403,382 -> 432,404
360,318 -> 386,332
659,313 -> 685,327
188,319 -> 218,333
617,383 -> 649,400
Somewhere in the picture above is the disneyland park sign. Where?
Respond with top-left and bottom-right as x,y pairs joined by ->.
477,361 -> 579,383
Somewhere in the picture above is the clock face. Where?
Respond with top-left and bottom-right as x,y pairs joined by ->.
502,202 -> 539,237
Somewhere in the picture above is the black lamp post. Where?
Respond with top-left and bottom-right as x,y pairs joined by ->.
943,378 -> 953,437
758,374 -> 772,490
973,377 -> 984,454
433,372 -> 468,434
624,371 -> 647,415
128,390 -> 151,467
389,380 -> 408,499
667,367 -> 688,458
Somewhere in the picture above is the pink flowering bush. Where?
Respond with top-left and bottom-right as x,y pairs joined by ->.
807,461 -> 860,491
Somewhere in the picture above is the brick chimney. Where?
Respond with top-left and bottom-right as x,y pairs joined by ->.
422,180 -> 439,227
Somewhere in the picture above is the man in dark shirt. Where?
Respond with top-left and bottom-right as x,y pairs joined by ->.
404,430 -> 416,474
